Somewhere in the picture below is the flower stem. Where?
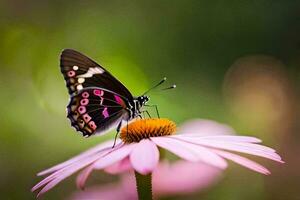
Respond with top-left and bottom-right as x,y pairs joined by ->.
135,171 -> 153,200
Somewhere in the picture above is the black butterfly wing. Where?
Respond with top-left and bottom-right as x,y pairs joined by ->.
60,49 -> 133,100
67,88 -> 130,137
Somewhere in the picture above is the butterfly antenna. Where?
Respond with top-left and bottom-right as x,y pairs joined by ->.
143,77 -> 167,95
161,84 -> 176,90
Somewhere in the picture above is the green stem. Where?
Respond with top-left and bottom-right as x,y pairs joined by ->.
135,171 -> 153,200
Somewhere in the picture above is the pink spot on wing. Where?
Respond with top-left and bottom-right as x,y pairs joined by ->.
88,121 -> 97,130
67,70 -> 76,77
94,89 -> 104,97
82,92 -> 89,98
78,106 -> 86,114
83,114 -> 92,123
80,99 -> 89,106
102,107 -> 109,118
114,95 -> 125,108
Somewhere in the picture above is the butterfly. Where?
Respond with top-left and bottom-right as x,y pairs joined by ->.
60,49 -> 157,137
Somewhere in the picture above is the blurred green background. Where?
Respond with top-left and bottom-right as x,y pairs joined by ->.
1,0 -> 300,199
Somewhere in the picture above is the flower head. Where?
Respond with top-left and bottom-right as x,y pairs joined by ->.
32,118 -> 283,197
120,118 -> 176,143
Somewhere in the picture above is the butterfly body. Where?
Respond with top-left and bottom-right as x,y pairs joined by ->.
132,95 -> 149,117
60,49 -> 149,137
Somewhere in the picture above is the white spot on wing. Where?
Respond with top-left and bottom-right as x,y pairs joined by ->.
73,66 -> 79,70
77,67 -> 104,78
78,78 -> 85,83
77,84 -> 83,90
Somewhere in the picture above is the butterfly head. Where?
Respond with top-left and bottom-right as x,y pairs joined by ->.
137,95 -> 150,106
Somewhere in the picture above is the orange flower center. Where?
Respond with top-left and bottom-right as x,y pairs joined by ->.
120,118 -> 176,143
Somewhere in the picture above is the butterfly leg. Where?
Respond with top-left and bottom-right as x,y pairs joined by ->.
126,120 -> 128,134
112,120 -> 123,148
143,110 -> 152,118
145,104 -> 160,118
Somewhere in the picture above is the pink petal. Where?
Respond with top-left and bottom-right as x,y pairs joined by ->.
151,137 -> 227,169
129,139 -> 159,175
176,135 -> 283,162
181,136 -> 274,152
93,144 -> 135,169
33,153 -> 105,197
179,119 -> 235,136
152,160 -> 221,195
104,157 -> 132,174
38,139 -> 120,176
76,164 -> 95,190
212,149 -> 271,175
183,135 -> 262,143
37,175 -> 67,198
34,143 -> 131,197
32,143 -> 124,195
32,151 -> 109,193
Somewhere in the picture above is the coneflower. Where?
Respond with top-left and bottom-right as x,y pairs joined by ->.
32,118 -> 283,199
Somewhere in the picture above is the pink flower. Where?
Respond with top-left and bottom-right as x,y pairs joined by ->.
32,118 -> 283,197
69,160 -> 222,200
